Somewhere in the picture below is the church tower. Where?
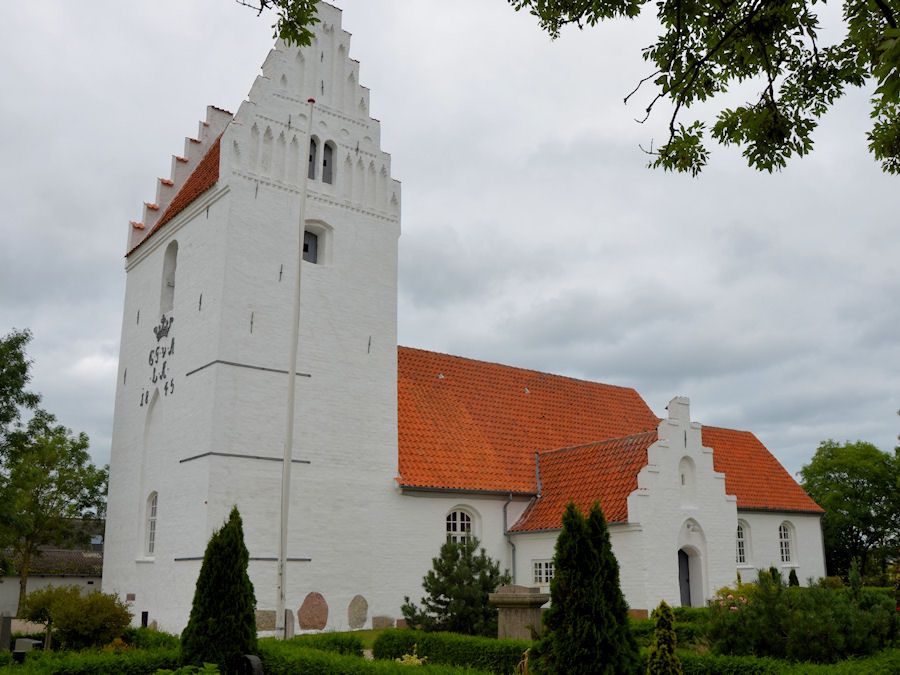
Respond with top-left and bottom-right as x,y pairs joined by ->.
103,3 -> 403,633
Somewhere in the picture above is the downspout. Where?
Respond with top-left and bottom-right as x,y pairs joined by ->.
503,493 -> 516,584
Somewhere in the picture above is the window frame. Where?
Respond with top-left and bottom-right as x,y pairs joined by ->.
445,509 -> 472,544
533,559 -> 554,585
145,492 -> 158,556
779,522 -> 794,564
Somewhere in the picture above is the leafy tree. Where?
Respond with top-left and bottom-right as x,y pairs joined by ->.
401,536 -> 511,637
0,329 -> 39,435
647,600 -> 682,675
247,0 -> 900,175
20,585 -> 131,651
539,502 -> 640,675
0,408 -> 107,615
799,439 -> 900,576
181,507 -> 258,674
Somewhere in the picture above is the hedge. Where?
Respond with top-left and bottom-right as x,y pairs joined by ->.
288,632 -> 365,657
0,647 -> 180,674
372,629 -> 531,673
257,640 -> 490,674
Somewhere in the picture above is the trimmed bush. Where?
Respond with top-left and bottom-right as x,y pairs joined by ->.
19,585 -> 131,651
290,632 -> 365,656
180,507 -> 257,674
10,647 -> 179,674
121,626 -> 180,650
258,639 -> 493,674
372,628 -> 531,673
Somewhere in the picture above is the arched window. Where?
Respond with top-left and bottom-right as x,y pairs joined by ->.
322,142 -> 335,184
307,137 -> 318,180
446,510 -> 471,543
160,241 -> 178,314
303,230 -> 318,263
779,522 -> 794,563
146,492 -> 158,556
735,522 -> 747,564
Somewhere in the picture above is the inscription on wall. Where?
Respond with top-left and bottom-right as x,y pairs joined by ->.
140,314 -> 175,406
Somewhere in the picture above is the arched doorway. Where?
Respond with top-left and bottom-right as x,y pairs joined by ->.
678,549 -> 692,606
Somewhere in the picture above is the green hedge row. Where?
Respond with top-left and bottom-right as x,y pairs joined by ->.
673,648 -> 900,674
0,647 -> 180,674
372,629 -> 530,674
630,617 -> 705,647
257,641 -> 490,674
288,632 -> 366,657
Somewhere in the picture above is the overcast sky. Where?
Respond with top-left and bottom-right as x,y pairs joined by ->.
1,1 -> 896,479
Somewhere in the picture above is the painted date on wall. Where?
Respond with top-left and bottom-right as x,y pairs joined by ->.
140,314 -> 175,406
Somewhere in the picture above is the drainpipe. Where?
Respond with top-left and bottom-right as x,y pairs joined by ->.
503,492 -> 516,584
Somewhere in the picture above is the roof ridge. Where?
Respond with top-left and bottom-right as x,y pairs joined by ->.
398,345 -> 640,392
537,429 -> 658,458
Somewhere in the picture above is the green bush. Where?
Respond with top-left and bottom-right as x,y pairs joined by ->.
121,626 -> 180,650
707,571 -> 898,663
180,507 -> 257,674
647,600 -> 682,675
9,647 -> 179,674
258,639 -> 492,674
402,536 -> 510,637
19,585 -> 131,651
289,632 -> 365,656
372,629 -> 531,673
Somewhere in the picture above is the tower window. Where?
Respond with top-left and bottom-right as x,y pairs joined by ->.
323,142 -> 334,184
308,138 -> 318,180
303,231 -> 319,264
160,241 -> 178,314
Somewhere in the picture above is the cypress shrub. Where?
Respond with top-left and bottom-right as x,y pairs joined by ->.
180,507 -> 257,673
646,600 -> 682,675
538,501 -> 640,674
787,569 -> 799,587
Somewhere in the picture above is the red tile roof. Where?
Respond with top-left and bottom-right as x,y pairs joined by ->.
703,425 -> 822,513
127,135 -> 222,257
398,347 -> 822,530
397,347 -> 660,493
510,432 -> 657,530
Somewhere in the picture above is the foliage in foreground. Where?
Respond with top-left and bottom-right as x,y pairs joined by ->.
20,585 -> 131,651
1,648 -> 179,674
373,629 -> 530,674
539,501 -> 639,674
242,0 -> 900,175
180,507 -> 257,674
707,570 -> 898,663
647,600 -> 682,675
402,536 -> 510,637
289,631 -> 365,657
258,639 -> 491,674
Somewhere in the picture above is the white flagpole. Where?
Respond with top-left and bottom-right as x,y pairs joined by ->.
277,97 -> 315,640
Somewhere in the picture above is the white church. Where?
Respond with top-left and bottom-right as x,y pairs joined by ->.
102,2 -> 826,635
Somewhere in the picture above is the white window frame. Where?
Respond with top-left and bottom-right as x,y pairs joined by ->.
533,559 -> 554,585
779,522 -> 794,564
145,492 -> 158,556
445,509 -> 472,544
736,523 -> 746,564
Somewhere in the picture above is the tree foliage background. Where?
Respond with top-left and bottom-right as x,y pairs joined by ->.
799,439 -> 900,577
181,506 -> 258,673
242,0 -> 900,175
0,329 -> 107,615
402,535 -> 511,637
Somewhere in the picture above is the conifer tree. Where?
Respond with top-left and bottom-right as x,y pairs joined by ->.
181,507 -> 257,673
647,600 -> 682,675
539,501 -> 640,675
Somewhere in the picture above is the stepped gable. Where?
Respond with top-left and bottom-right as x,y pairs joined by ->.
396,347 -> 660,493
702,425 -> 823,513
510,431 -> 658,531
127,106 -> 232,255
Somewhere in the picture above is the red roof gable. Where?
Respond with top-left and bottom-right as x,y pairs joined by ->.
703,425 -> 822,513
397,347 -> 660,493
127,135 -> 222,257
510,432 -> 658,531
